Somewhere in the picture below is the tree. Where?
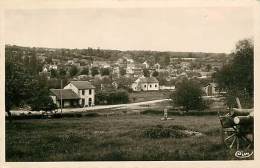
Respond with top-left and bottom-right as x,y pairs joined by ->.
100,68 -> 110,76
214,38 -> 253,108
205,64 -> 212,72
59,67 -> 67,78
81,67 -> 89,75
164,55 -> 170,66
152,71 -> 159,77
28,87 -> 57,111
91,67 -> 99,76
170,79 -> 204,112
143,68 -> 150,77
69,65 -> 79,77
119,67 -> 126,76
50,69 -> 58,78
5,60 -> 49,121
45,56 -> 53,64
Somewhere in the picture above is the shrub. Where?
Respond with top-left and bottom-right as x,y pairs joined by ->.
95,89 -> 129,105
143,125 -> 190,139
170,79 -> 205,112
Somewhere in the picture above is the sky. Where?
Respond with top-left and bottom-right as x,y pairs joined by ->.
4,7 -> 254,53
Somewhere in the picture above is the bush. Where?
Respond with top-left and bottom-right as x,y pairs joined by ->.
143,125 -> 189,139
170,79 -> 205,112
95,89 -> 129,105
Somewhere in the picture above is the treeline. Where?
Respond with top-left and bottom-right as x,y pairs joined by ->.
6,45 -> 228,67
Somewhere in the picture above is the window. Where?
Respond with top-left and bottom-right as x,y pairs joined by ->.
89,89 -> 92,95
155,85 -> 157,87
150,84 -> 152,88
82,90 -> 85,95
144,85 -> 146,88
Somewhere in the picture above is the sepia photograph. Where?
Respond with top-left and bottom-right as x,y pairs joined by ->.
3,0 -> 257,164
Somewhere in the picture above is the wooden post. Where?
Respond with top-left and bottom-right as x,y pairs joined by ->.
235,97 -> 242,109
164,108 -> 168,120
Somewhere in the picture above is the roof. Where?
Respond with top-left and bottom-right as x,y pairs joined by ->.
50,89 -> 80,100
70,81 -> 95,89
139,77 -> 159,83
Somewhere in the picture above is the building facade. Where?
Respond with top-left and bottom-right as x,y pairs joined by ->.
132,77 -> 159,91
50,80 -> 95,108
64,81 -> 95,107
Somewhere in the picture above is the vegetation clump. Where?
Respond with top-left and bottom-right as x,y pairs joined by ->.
143,125 -> 199,139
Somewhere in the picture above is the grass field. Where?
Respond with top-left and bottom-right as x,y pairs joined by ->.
129,91 -> 170,103
5,112 -> 249,161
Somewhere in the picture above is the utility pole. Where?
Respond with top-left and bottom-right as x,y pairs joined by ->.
60,79 -> 63,116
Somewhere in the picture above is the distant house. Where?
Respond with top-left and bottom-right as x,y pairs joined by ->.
50,89 -> 80,108
203,83 -> 217,96
64,81 -> 95,107
49,64 -> 58,70
132,77 -> 159,91
159,85 -> 175,90
67,60 -> 75,65
143,61 -> 149,69
92,61 -> 110,68
42,66 -> 48,72
126,63 -> 135,74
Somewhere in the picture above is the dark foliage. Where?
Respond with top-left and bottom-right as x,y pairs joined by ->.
170,79 -> 204,112
214,39 -> 253,108
95,89 -> 129,105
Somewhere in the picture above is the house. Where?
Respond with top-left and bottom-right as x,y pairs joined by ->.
64,81 -> 95,107
143,61 -> 149,69
49,64 -> 58,70
126,63 -> 135,74
132,77 -> 159,91
203,83 -> 217,96
50,89 -> 80,108
92,61 -> 110,68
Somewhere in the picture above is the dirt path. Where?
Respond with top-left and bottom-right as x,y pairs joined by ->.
60,99 -> 171,113
10,99 -> 171,115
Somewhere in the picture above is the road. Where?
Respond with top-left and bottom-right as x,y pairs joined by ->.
10,99 -> 171,115
59,99 -> 171,113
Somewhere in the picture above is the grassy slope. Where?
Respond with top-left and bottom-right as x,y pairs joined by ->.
6,114 -> 240,161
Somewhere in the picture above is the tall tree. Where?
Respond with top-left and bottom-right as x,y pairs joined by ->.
69,65 -> 79,77
81,67 -> 89,75
152,71 -> 159,77
143,68 -> 150,77
100,68 -> 110,76
214,38 -> 253,107
91,67 -> 100,77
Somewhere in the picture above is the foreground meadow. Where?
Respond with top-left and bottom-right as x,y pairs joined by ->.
6,113 -> 242,161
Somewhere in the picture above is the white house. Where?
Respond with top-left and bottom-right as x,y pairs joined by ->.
143,61 -> 149,69
49,64 -> 58,70
64,81 -> 95,107
132,77 -> 159,91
